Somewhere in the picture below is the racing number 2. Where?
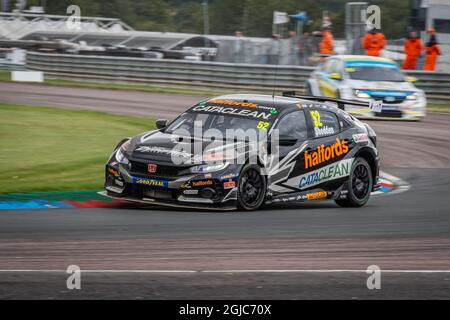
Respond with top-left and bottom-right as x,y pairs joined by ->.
310,110 -> 323,127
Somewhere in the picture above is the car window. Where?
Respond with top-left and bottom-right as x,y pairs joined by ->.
334,60 -> 343,74
307,109 -> 340,138
165,112 -> 274,139
322,60 -> 334,73
346,65 -> 405,82
318,61 -> 328,72
275,111 -> 307,141
328,59 -> 342,74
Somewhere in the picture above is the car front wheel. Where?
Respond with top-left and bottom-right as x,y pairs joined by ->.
237,164 -> 267,211
335,157 -> 373,208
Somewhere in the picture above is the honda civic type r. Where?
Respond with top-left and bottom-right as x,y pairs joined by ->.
101,93 -> 380,211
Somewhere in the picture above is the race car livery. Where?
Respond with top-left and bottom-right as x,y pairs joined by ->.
306,55 -> 426,120
101,93 -> 380,211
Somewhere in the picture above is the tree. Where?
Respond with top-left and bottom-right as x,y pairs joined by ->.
39,0 -> 411,39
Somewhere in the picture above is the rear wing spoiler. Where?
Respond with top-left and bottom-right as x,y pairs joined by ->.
282,91 -> 383,112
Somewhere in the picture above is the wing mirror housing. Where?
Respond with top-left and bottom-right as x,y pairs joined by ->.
156,119 -> 169,130
330,73 -> 342,81
405,76 -> 418,83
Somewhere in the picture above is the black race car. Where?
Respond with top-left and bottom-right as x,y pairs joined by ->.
101,93 -> 380,211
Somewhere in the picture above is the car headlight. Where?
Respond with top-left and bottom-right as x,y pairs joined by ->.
190,163 -> 229,174
354,90 -> 371,99
115,140 -> 131,164
406,93 -> 418,100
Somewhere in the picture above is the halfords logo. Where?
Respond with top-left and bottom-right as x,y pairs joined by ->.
192,180 -> 213,187
208,99 -> 258,108
107,167 -> 120,177
299,158 -> 354,189
307,191 -> 329,200
304,139 -> 349,169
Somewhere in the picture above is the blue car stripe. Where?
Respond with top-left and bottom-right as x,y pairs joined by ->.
361,90 -> 414,97
345,61 -> 398,68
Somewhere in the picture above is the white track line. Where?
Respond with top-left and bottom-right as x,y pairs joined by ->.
0,269 -> 449,274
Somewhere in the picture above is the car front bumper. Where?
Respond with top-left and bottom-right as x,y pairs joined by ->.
345,97 -> 426,120
103,162 -> 240,210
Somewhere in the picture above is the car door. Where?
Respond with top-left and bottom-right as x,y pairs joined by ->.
267,110 -> 309,194
317,59 -> 333,96
319,59 -> 342,98
300,107 -> 349,191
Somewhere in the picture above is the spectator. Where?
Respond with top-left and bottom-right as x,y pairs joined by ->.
403,30 -> 423,70
311,31 -> 322,54
363,27 -> 386,57
424,28 -> 441,71
319,27 -> 334,55
267,34 -> 280,65
288,31 -> 299,65
233,31 -> 245,64
298,31 -> 313,65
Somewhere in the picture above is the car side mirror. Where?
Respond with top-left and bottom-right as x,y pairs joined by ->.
404,76 -> 418,83
156,119 -> 168,130
329,73 -> 342,81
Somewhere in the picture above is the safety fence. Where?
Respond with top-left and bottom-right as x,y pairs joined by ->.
26,51 -> 450,102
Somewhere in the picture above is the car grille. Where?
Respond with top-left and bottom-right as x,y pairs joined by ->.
127,184 -> 177,200
129,160 -> 192,180
374,110 -> 403,118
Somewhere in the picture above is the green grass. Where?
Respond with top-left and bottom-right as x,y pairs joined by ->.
0,103 -> 155,194
427,103 -> 450,113
0,71 -> 10,81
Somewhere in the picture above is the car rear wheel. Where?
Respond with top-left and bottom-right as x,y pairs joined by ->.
335,157 -> 373,208
237,164 -> 267,211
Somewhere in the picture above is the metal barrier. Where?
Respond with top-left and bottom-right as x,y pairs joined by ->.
26,51 -> 450,102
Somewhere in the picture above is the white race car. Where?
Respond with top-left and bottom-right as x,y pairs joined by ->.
305,55 -> 426,120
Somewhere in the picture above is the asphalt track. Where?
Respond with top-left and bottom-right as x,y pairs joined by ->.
0,83 -> 450,299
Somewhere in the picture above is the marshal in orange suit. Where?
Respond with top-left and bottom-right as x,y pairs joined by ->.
320,28 -> 335,55
403,31 -> 423,70
363,28 -> 386,57
424,28 -> 441,71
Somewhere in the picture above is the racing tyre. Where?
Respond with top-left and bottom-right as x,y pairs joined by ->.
237,164 -> 267,211
335,157 -> 373,208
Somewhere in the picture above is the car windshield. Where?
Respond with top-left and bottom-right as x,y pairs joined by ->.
347,65 -> 405,82
165,112 -> 274,140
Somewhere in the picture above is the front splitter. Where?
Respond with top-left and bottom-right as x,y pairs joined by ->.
98,191 -> 237,211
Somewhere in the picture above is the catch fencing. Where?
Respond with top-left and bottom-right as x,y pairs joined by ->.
26,51 -> 450,102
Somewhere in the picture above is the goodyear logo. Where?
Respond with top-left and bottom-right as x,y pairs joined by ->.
132,177 -> 169,188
